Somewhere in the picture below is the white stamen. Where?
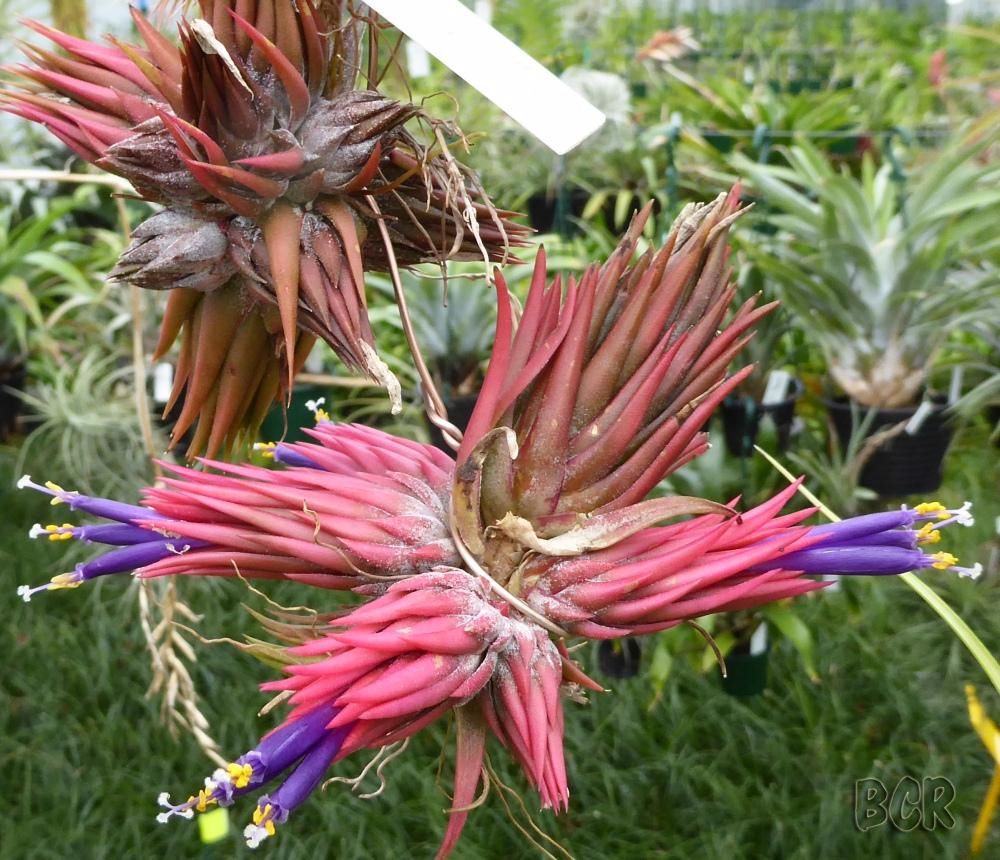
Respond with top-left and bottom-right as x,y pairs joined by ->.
155,792 -> 196,823
956,502 -> 975,527
244,824 -> 270,849
16,474 -> 33,490
28,523 -> 46,539
961,563 -> 984,581
16,584 -> 35,603
304,398 -> 326,415
165,543 -> 192,556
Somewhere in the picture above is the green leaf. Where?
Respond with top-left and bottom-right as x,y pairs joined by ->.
764,603 -> 819,682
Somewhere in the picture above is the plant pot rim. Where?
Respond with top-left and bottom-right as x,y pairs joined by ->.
823,393 -> 947,419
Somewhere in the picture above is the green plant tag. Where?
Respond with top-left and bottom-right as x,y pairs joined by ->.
198,808 -> 230,845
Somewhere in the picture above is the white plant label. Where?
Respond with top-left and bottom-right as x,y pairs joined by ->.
948,365 -> 964,406
905,400 -> 935,436
364,0 -> 606,154
474,0 -> 494,23
762,369 -> 793,406
749,621 -> 768,656
405,41 -> 432,79
153,362 -> 174,405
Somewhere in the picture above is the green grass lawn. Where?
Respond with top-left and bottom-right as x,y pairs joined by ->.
2,432 -> 999,860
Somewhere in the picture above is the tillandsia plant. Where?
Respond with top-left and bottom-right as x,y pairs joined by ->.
1,0 -> 528,459
15,195 -> 984,856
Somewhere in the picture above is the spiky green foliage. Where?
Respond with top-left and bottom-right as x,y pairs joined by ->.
735,132 -> 1000,407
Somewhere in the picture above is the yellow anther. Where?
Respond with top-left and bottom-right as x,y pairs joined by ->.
931,552 -> 958,570
253,442 -> 277,460
915,502 -> 949,520
195,788 -> 218,813
253,804 -> 277,837
916,523 -> 942,544
44,481 -> 67,505
227,762 -> 254,789
45,524 -> 75,541
48,573 -> 82,591
314,408 -> 330,423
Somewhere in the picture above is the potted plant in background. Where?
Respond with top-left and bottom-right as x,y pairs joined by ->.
718,259 -> 804,458
950,319 -> 1000,445
373,268 -> 498,452
0,190 -> 122,441
734,133 -> 1000,496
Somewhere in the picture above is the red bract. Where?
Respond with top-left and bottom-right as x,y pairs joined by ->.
3,1 -> 527,458
453,190 -> 775,590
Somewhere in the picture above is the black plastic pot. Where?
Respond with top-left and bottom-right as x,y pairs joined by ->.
526,188 -> 590,236
424,393 -> 478,455
0,361 -> 26,442
701,131 -> 735,154
719,380 -> 802,458
827,396 -> 953,497
720,644 -> 769,697
597,638 -> 643,679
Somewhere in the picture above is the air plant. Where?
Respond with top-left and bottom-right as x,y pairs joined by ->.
16,197 -> 982,857
2,0 -> 527,458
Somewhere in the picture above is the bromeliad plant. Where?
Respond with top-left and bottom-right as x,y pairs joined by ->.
733,134 -> 1000,409
2,0 -> 527,459
16,194 -> 983,857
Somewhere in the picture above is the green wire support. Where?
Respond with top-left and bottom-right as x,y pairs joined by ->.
553,154 -> 570,239
663,117 -> 682,215
882,126 -> 912,231
752,123 -> 773,165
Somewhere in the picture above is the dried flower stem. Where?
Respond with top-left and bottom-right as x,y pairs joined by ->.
448,500 -> 572,640
0,168 -> 134,191
364,193 -> 463,449
137,578 -> 227,769
847,418 -> 910,486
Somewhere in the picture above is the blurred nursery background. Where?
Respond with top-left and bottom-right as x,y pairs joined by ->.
2,0 -> 1000,858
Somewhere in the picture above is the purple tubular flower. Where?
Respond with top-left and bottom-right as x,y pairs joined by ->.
811,510 -> 916,542
272,445 -> 324,469
251,702 -> 343,780
245,725 -> 352,848
157,702 -> 345,826
17,536 -> 208,603
17,475 -> 163,524
746,500 -> 982,580
30,522 -> 169,546
74,539 -> 209,580
768,545 -> 930,576
826,531 -> 918,550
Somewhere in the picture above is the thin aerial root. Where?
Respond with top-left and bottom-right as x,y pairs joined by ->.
485,762 -> 574,860
448,767 -> 492,814
323,739 -> 410,798
259,690 -> 294,718
358,737 -> 411,799
230,561 -> 320,617
302,502 -> 410,582
171,622 -> 249,652
686,619 -> 728,679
